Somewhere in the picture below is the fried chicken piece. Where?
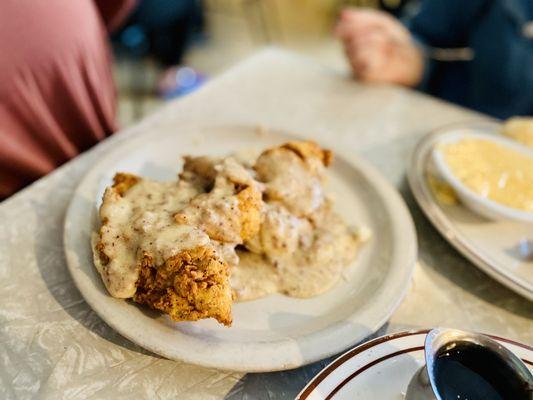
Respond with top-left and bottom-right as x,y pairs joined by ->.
254,141 -> 332,217
95,172 -> 234,325
175,157 -> 263,243
134,246 -> 232,326
245,142 -> 333,258
94,140 -> 336,325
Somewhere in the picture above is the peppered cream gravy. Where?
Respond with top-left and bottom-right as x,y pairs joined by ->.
231,208 -> 364,301
95,179 -> 207,298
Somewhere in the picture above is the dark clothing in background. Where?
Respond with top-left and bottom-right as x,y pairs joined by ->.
114,0 -> 205,65
0,0 -> 135,199
379,0 -> 412,17
407,0 -> 533,118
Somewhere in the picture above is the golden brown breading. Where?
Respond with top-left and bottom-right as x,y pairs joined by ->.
237,185 -> 263,240
255,141 -> 332,183
281,141 -> 333,167
111,172 -> 141,195
134,246 -> 233,326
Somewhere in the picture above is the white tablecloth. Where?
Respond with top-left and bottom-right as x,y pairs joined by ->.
1,48 -> 531,400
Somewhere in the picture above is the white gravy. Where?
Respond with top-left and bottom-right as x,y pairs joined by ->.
232,203 -> 363,301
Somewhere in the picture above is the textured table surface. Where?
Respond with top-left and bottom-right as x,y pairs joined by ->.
1,48 -> 531,400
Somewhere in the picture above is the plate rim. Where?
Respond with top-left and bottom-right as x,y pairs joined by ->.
63,124 -> 418,371
297,328 -> 533,399
407,121 -> 533,301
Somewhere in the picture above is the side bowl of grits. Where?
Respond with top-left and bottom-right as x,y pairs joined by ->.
432,130 -> 533,223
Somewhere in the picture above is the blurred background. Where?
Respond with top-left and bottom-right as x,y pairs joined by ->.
113,0 -> 415,127
3,0 -> 530,199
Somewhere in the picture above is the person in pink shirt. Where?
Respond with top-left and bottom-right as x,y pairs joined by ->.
0,0 -> 136,199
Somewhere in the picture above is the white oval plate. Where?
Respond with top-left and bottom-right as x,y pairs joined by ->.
297,329 -> 533,399
408,122 -> 533,301
64,125 -> 417,372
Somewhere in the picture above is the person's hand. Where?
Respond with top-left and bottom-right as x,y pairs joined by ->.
335,8 -> 424,87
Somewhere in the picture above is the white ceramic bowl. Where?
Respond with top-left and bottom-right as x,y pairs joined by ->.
432,129 -> 533,223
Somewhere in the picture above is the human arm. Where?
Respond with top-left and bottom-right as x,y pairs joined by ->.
335,0 -> 489,86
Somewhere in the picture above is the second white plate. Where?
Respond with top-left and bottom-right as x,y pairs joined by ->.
408,122 -> 533,300
297,329 -> 533,399
64,125 -> 417,371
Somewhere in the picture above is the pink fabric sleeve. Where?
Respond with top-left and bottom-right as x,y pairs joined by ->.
0,0 -> 121,198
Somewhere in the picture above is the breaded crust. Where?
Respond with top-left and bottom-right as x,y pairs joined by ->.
174,158 -> 264,244
111,172 -> 141,195
237,185 -> 263,240
281,141 -> 333,166
133,246 -> 233,326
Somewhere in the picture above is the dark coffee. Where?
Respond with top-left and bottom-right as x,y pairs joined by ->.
432,341 -> 531,400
